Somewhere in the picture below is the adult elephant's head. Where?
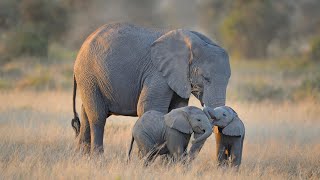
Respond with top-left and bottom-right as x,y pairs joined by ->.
151,30 -> 230,108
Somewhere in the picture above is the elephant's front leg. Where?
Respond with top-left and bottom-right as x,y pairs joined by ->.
230,138 -> 243,167
168,92 -> 189,112
166,129 -> 190,162
215,132 -> 228,166
168,145 -> 187,162
137,77 -> 173,116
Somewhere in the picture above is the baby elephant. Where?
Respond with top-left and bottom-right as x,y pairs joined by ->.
128,106 -> 213,164
203,106 -> 245,167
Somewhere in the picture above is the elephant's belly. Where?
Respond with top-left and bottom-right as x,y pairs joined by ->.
101,90 -> 140,116
105,97 -> 139,116
94,73 -> 141,116
109,108 -> 138,116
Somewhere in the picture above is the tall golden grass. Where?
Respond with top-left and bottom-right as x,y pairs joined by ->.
0,91 -> 319,179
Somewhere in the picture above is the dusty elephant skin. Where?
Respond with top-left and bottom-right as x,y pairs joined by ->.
71,23 -> 231,154
127,106 -> 213,165
203,106 -> 245,168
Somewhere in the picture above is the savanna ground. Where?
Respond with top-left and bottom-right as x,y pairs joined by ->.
0,55 -> 320,179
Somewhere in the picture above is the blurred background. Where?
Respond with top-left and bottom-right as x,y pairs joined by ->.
0,0 -> 319,103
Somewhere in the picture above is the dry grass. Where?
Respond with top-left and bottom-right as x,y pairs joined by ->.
0,91 -> 319,179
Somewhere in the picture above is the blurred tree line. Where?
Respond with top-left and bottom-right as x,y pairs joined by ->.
0,0 -> 320,61
0,0 -> 88,59
199,0 -> 320,60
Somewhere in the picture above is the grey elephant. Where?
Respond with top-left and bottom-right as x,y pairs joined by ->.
203,106 -> 245,167
127,106 -> 212,164
71,23 -> 231,154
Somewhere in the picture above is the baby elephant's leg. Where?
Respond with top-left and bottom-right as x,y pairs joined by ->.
217,144 -> 228,166
145,146 -> 163,166
134,134 -> 156,163
142,141 -> 160,166
166,130 -> 189,162
230,138 -> 243,167
216,133 -> 228,166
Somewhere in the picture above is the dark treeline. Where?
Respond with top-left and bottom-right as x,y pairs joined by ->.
0,0 -> 319,61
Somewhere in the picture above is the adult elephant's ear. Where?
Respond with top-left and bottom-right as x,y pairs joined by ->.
222,118 -> 245,137
151,30 -> 194,99
190,31 -> 216,46
164,109 -> 193,134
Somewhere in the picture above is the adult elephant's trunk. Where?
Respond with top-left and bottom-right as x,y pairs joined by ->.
201,82 -> 227,109
192,123 -> 213,144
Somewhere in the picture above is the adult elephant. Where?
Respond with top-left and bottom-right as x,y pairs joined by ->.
71,23 -> 231,154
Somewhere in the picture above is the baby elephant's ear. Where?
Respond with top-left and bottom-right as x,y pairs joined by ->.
164,109 -> 193,134
222,118 -> 244,136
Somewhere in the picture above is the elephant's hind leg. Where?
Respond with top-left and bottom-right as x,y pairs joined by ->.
89,108 -> 108,155
81,86 -> 109,155
78,105 -> 91,153
136,138 -> 158,166
144,147 -> 160,166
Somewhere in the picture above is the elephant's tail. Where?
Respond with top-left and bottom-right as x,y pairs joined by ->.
127,136 -> 135,162
71,74 -> 80,137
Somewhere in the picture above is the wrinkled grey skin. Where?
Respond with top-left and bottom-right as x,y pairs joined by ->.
71,23 -> 230,154
203,106 -> 245,167
128,106 -> 212,164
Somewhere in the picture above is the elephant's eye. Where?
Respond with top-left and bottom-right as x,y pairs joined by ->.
202,75 -> 211,83
197,119 -> 201,122
223,113 -> 226,117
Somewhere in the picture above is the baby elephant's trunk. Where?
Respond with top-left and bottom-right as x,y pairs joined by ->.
193,125 -> 212,144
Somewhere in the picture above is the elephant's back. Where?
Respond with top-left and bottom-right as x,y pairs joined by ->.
75,23 -> 164,63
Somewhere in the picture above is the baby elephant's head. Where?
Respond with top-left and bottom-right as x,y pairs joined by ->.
165,106 -> 213,144
207,106 -> 237,128
203,106 -> 244,136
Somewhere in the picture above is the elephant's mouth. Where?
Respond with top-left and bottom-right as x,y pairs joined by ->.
200,102 -> 204,107
196,127 -> 205,133
210,117 -> 221,126
211,115 -> 219,121
191,84 -> 204,105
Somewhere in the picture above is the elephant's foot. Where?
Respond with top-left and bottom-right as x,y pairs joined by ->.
217,152 -> 229,167
77,142 -> 91,154
217,160 -> 228,167
90,145 -> 104,157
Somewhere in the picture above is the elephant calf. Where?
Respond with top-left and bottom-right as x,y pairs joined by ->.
204,106 -> 245,167
128,106 -> 213,164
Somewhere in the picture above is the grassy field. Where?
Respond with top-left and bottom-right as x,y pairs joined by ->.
0,56 -> 319,179
0,91 -> 319,179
